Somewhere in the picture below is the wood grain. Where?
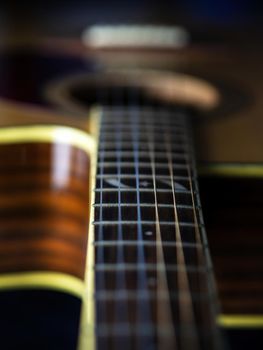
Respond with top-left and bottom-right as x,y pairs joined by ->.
0,142 -> 91,280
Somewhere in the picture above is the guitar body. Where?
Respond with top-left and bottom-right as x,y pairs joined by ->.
0,35 -> 262,349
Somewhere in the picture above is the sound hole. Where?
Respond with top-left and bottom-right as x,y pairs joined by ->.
70,83 -> 172,108
70,85 -> 160,106
44,71 -> 222,118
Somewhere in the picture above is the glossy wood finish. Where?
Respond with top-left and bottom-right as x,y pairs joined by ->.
0,141 -> 91,280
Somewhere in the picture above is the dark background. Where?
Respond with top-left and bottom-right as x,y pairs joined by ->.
0,0 -> 262,40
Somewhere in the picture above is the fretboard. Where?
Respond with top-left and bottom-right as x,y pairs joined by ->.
93,106 -> 223,350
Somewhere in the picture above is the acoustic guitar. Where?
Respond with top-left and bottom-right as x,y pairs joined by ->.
0,25 -> 262,350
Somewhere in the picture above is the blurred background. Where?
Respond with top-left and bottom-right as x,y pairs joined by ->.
0,0 -> 262,43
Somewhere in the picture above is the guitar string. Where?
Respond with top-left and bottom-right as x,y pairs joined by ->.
99,89 -> 131,350
95,89 -> 219,348
96,93 -> 129,349
97,88 -> 129,349
95,91 -> 115,349
161,107 -> 200,350
95,86 -> 113,350
146,105 -> 177,350
113,90 -> 132,350
187,161 -> 212,348
129,92 -> 154,350
96,113 -> 107,348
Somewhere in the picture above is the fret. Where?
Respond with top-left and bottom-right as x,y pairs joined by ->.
99,134 -> 189,144
96,323 -> 157,337
96,300 -> 220,338
100,129 -> 187,137
96,174 -> 193,181
102,114 -> 188,127
99,141 -> 190,149
101,107 -> 186,119
94,188 -> 193,194
99,136 -> 189,145
97,163 -> 190,176
98,166 -> 189,177
95,290 -> 216,301
100,124 -> 186,132
94,240 -> 203,248
98,146 -> 189,155
94,205 -> 197,223
98,156 -> 188,165
98,162 -> 189,169
98,177 -> 192,188
94,324 -> 158,337
96,324 -> 216,338
95,275 -> 210,297
100,124 -> 186,134
93,203 -> 199,210
93,220 -> 203,227
101,113 -> 185,120
94,263 -> 209,272
95,188 -> 196,207
96,271 -> 211,296
95,245 -> 209,269
98,150 -> 189,159
101,110 -> 186,120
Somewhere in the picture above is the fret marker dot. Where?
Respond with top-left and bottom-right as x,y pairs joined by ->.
140,181 -> 150,187
144,231 -> 153,236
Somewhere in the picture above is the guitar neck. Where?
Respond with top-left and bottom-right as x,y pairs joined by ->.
92,105 -> 223,350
